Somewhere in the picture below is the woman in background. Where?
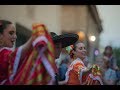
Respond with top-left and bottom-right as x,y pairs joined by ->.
101,56 -> 117,85
103,46 -> 119,70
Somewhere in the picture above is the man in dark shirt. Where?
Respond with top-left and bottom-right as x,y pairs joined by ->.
50,32 -> 79,85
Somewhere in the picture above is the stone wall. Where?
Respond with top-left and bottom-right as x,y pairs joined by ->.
0,5 -> 61,34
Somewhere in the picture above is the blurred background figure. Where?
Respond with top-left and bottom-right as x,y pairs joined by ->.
58,55 -> 71,81
50,32 -> 79,85
103,45 -> 120,84
101,56 -> 117,85
103,45 -> 119,70
55,49 -> 68,69
94,55 -> 104,68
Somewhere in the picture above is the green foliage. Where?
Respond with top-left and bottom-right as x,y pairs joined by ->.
113,47 -> 120,68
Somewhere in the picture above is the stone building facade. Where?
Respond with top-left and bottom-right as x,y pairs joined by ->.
0,5 -> 102,62
60,5 -> 102,62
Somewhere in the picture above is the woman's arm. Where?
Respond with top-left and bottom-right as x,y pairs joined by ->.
20,36 -> 34,60
82,65 -> 92,75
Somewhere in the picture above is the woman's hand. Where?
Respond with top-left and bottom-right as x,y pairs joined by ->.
87,64 -> 93,71
82,66 -> 92,75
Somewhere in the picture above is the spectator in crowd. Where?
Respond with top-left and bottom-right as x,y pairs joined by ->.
101,56 -> 117,85
103,45 -> 120,84
103,45 -> 119,70
50,32 -> 79,85
58,55 -> 71,81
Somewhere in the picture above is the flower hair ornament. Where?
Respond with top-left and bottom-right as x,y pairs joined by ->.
66,45 -> 75,59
